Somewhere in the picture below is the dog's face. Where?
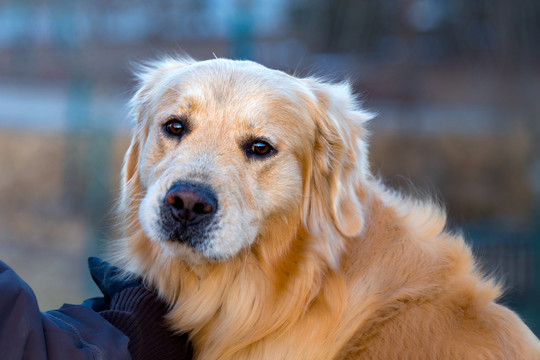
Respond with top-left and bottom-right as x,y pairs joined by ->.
122,58 -> 371,265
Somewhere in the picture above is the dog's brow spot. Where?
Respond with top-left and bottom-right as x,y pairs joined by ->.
179,103 -> 191,112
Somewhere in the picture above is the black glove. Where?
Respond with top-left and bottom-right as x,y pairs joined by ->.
87,257 -> 193,360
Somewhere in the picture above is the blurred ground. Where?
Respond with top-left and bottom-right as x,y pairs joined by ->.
0,130 -> 89,306
0,127 -> 128,307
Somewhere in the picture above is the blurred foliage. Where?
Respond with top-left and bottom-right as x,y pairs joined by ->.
289,0 -> 540,61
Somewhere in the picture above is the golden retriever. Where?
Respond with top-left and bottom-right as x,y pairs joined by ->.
113,56 -> 540,359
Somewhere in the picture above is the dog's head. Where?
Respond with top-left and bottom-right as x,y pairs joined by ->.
120,57 -> 372,267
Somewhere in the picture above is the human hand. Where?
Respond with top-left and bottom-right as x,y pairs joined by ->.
87,257 -> 192,360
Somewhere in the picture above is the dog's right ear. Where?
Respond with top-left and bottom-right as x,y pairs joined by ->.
129,56 -> 195,124
120,57 -> 195,212
300,78 -> 373,264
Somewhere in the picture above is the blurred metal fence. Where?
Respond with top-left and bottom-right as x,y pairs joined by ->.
468,223 -> 540,334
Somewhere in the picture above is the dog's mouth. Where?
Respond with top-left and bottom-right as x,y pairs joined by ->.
158,181 -> 221,251
159,206 -> 220,246
139,178 -> 260,262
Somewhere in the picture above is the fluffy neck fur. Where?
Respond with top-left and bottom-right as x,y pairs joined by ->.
114,181 -> 500,360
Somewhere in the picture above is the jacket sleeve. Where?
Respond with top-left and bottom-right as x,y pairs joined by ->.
0,260 -> 131,360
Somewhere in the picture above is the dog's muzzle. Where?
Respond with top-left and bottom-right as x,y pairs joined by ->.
160,181 -> 219,246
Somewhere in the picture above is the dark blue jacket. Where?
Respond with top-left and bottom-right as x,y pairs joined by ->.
0,260 -> 131,360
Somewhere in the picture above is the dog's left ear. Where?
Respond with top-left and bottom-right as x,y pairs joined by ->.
120,56 -> 195,213
302,79 -> 373,238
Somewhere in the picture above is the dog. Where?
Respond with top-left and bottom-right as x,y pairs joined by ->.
113,56 -> 540,359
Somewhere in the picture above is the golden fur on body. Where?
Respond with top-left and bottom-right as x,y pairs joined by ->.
114,57 -> 540,359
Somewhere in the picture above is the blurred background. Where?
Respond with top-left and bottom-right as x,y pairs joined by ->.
0,0 -> 538,335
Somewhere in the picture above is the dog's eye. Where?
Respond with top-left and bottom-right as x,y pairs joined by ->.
247,140 -> 276,158
164,118 -> 185,137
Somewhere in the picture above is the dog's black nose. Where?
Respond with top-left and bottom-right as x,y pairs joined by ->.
165,182 -> 217,223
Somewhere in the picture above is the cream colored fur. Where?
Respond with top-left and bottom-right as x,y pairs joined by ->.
113,57 -> 540,359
